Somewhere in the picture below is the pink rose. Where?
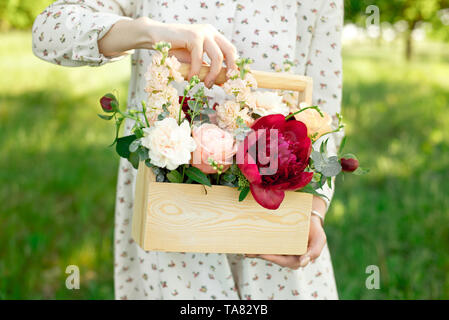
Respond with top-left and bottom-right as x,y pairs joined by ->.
191,123 -> 237,174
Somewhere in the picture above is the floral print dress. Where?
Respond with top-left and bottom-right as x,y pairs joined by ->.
33,0 -> 343,300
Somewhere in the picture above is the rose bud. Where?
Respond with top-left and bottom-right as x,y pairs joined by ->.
340,157 -> 359,172
100,94 -> 118,113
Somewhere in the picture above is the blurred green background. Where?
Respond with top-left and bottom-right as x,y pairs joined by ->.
1,1 -> 449,299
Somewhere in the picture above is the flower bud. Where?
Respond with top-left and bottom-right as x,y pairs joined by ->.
100,94 -> 118,113
340,157 -> 359,172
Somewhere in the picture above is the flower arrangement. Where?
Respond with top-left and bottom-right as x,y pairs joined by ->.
99,42 -> 366,210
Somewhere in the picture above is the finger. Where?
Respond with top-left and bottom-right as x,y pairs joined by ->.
169,48 -> 191,63
259,254 -> 300,269
298,253 -> 311,268
203,37 -> 224,88
307,230 -> 327,262
188,37 -> 204,80
214,33 -> 237,70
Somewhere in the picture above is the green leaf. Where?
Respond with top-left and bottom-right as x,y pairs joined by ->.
185,167 -> 211,187
341,153 -> 358,161
167,170 -> 183,183
201,108 -> 216,115
98,114 -> 114,120
223,173 -> 236,183
144,159 -> 154,168
320,138 -> 329,154
187,100 -> 199,112
296,184 -> 329,201
128,151 -> 140,169
238,186 -> 250,202
116,134 -> 137,158
338,136 -> 347,155
134,126 -> 144,139
352,167 -> 370,175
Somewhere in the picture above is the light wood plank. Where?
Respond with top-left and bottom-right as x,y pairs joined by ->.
133,164 -> 312,255
178,63 -> 313,96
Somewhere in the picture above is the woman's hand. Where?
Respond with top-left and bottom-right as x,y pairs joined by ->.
246,196 -> 328,270
99,17 -> 237,87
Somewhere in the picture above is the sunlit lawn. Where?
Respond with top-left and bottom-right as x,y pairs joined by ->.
1,31 -> 448,299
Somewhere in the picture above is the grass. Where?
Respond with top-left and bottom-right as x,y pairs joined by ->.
1,31 -> 449,299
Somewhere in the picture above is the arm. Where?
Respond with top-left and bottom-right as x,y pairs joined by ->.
32,0 -> 136,67
32,0 -> 237,85
249,0 -> 344,269
306,0 -> 344,219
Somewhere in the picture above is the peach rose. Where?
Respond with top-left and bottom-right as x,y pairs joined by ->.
191,123 -> 237,174
294,103 -> 332,140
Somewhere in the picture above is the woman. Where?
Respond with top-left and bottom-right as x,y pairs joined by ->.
33,0 -> 343,300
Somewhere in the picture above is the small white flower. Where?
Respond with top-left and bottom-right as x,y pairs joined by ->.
216,100 -> 253,130
165,56 -> 184,83
252,91 -> 290,117
141,118 -> 196,170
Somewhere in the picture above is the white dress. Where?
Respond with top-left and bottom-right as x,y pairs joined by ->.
33,0 -> 343,300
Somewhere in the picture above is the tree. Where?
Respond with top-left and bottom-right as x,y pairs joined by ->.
345,0 -> 449,60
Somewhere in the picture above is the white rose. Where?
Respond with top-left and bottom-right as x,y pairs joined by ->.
141,118 -> 196,170
252,91 -> 290,117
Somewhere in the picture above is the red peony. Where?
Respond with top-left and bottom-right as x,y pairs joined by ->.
237,114 -> 314,210
179,96 -> 192,121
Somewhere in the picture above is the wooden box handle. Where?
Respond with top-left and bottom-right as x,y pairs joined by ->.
178,63 -> 313,105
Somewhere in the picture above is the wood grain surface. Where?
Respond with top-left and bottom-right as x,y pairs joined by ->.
178,63 -> 313,105
132,164 -> 313,255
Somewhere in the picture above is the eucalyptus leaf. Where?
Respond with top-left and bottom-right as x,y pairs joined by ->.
312,151 -> 342,177
321,156 -> 342,177
129,139 -> 141,153
138,147 -> 149,161
145,159 -> 154,168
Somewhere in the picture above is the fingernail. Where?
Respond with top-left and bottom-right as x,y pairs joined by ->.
299,254 -> 310,268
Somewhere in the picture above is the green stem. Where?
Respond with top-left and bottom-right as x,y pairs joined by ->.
181,165 -> 186,182
117,109 -> 143,126
141,102 -> 150,127
317,125 -> 344,140
285,106 -> 323,120
178,94 -> 186,125
216,173 -> 221,185
189,100 -> 200,127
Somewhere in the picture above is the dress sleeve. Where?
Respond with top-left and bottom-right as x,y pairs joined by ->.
32,0 -> 136,67
304,0 -> 344,211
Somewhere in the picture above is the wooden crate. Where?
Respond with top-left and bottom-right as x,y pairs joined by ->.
132,63 -> 314,255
